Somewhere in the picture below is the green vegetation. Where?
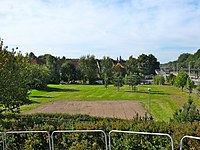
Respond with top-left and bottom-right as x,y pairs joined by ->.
172,96 -> 200,123
22,84 -> 200,121
162,49 -> 200,69
0,39 -> 30,113
0,113 -> 199,149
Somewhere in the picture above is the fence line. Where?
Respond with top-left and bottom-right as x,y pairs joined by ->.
0,130 -> 199,150
180,135 -> 200,150
108,130 -> 174,150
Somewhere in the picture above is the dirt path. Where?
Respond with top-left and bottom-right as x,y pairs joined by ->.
25,100 -> 146,119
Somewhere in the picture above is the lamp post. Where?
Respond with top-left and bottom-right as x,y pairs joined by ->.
147,88 -> 151,115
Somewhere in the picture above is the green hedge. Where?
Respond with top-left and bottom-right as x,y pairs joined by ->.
0,113 -> 199,149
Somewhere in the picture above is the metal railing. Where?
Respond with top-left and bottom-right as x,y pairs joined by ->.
108,130 -> 174,150
0,129 -> 199,150
51,130 -> 108,150
180,135 -> 200,150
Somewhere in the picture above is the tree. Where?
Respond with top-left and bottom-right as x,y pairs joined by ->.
125,73 -> 140,92
101,56 -> 113,84
0,39 -> 30,113
175,69 -> 188,91
38,54 -> 60,84
186,77 -> 194,94
172,96 -> 200,123
137,54 -> 160,76
113,73 -> 123,91
166,73 -> 176,85
104,73 -> 109,88
78,55 -> 98,84
126,56 -> 138,75
28,64 -> 50,89
61,61 -> 76,83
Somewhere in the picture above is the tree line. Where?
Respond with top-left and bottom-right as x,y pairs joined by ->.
0,38 -> 160,113
29,52 -> 160,85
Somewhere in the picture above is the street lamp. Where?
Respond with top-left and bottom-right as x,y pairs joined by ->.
147,88 -> 151,115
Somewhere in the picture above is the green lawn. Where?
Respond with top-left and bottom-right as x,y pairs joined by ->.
21,84 -> 200,121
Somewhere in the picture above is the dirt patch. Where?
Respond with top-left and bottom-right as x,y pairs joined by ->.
25,100 -> 146,119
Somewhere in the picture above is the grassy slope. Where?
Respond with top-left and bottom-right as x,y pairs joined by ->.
21,84 -> 200,121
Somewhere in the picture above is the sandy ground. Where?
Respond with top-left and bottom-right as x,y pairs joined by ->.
25,100 -> 146,119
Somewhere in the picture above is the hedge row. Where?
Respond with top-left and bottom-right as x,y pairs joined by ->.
0,113 -> 199,149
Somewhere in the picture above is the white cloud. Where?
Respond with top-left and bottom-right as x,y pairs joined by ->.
0,0 -> 200,63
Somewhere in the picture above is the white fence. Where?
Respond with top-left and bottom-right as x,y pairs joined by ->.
0,130 -> 199,150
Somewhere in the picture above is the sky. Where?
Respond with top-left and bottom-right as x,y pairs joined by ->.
0,0 -> 200,63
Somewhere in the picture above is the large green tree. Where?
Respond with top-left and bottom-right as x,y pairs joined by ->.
28,64 -> 50,89
61,61 -> 76,83
126,56 -> 138,75
38,54 -> 60,84
78,55 -> 98,84
0,39 -> 30,113
137,54 -> 160,76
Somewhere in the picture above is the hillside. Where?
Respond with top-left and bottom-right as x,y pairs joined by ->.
161,49 -> 200,69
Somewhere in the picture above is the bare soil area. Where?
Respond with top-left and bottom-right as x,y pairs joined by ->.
25,100 -> 146,119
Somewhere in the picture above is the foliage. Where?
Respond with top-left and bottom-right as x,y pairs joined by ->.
0,40 -> 30,113
124,73 -> 140,91
125,56 -> 138,75
196,83 -> 200,96
0,113 -> 200,150
166,73 -> 176,85
28,64 -> 50,89
103,73 -> 109,88
100,56 -> 113,84
186,77 -> 195,94
137,54 -> 160,76
172,96 -> 200,123
175,69 -> 188,91
78,55 -> 98,84
61,61 -> 77,83
113,73 -> 123,91
153,75 -> 165,85
37,54 -> 61,84
162,49 -> 200,69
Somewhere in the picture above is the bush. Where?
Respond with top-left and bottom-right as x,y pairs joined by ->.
0,113 -> 200,149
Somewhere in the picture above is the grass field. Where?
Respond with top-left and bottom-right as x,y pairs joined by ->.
21,84 -> 200,121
